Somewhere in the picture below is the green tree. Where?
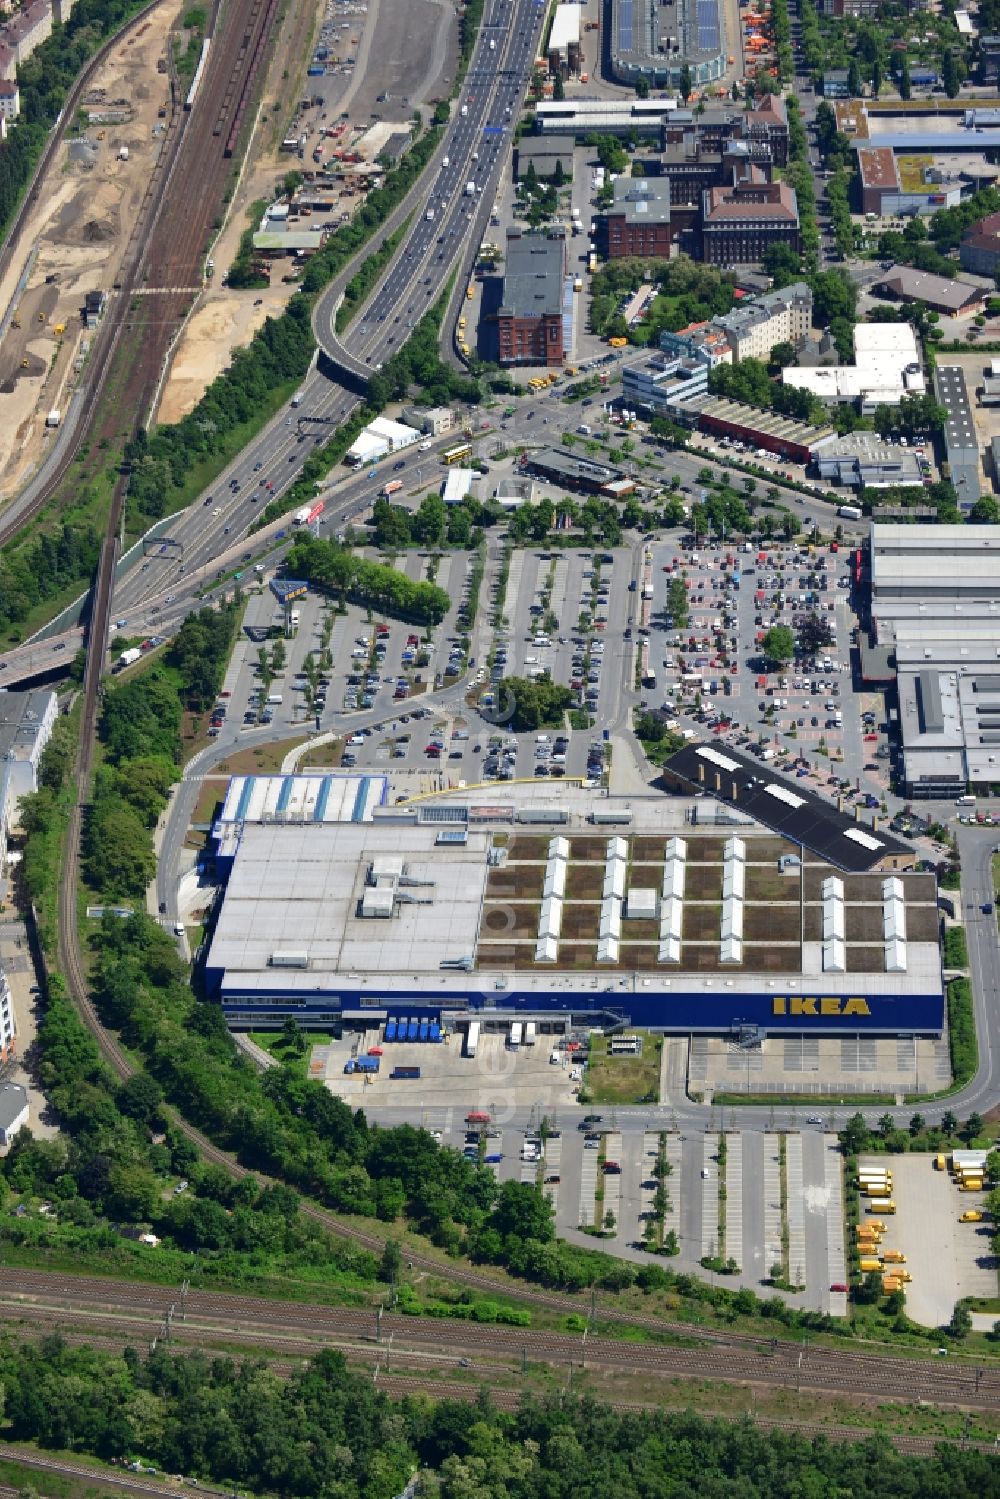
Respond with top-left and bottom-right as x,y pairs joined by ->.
379,1238 -> 403,1284
942,49 -> 962,98
908,1112 -> 925,1137
847,59 -> 862,98
679,63 -> 692,101
899,54 -> 911,100
970,496 -> 1000,523
500,676 -> 573,732
762,624 -> 795,665
949,1299 -> 973,1338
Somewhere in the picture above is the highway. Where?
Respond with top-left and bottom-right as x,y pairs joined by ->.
315,0 -> 548,380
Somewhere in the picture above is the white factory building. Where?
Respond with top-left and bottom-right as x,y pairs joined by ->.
783,323 -> 925,412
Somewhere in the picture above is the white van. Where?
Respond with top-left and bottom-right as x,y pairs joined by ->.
266,693 -> 283,705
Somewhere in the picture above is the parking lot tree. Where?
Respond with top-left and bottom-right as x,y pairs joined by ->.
667,576 -> 689,627
762,625 -> 795,666
411,493 -> 448,547
504,675 -> 573,731
797,612 -> 833,656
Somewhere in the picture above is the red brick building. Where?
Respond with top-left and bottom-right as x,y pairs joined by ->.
605,178 -> 672,258
701,181 -> 800,265
497,228 -> 566,367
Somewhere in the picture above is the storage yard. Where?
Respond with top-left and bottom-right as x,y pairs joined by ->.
856,1153 -> 997,1326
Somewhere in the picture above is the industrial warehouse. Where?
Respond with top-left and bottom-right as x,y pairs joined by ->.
202,772 -> 944,1040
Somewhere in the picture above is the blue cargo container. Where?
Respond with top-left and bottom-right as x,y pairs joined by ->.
385,1021 -> 397,1042
429,1023 -> 441,1042
391,1065 -> 421,1079
307,64 -> 325,75
407,1020 -> 418,1041
356,1055 -> 380,1073
418,1022 -> 429,1042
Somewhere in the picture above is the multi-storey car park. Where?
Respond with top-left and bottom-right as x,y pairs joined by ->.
202,765 -> 944,1046
609,0 -> 725,89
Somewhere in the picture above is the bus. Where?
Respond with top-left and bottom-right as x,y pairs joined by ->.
442,442 -> 472,465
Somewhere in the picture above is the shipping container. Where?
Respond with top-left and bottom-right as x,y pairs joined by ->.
385,1021 -> 397,1042
418,1021 -> 429,1042
466,1110 -> 490,1124
430,1023 -> 442,1042
465,1021 -> 480,1059
391,1065 -> 421,1079
406,1020 -> 418,1042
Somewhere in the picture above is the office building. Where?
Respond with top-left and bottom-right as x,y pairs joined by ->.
496,229 -> 566,368
622,352 -> 710,416
605,177 -> 672,258
814,432 -> 924,489
701,181 -> 800,265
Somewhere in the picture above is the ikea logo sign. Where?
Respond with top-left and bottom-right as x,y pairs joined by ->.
772,997 -> 872,1018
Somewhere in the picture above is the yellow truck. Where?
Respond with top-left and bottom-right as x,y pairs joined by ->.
882,1249 -> 906,1264
608,336 -> 628,348
865,1204 -> 894,1216
935,1153 -> 947,1170
960,1210 -> 984,1222
859,1257 -> 883,1272
960,1179 -> 984,1192
863,1187 -> 893,1199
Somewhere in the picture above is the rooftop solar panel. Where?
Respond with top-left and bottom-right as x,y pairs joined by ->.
697,0 -> 719,50
618,0 -> 634,53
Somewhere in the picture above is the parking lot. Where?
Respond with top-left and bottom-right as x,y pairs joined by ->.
643,534 -> 886,804
863,1154 -> 999,1327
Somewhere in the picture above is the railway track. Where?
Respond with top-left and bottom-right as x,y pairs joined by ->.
1,1270 -> 997,1417
0,1295 -> 995,1457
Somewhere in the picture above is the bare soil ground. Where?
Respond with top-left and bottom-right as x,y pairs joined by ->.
0,0 -> 183,502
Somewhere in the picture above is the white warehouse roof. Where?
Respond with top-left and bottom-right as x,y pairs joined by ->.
548,3 -> 581,52
783,323 -> 924,406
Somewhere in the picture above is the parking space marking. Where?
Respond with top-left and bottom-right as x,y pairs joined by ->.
665,1133 -> 682,1245
602,1132 -> 622,1233
725,1132 -> 743,1272
542,1134 -> 561,1215
786,1132 -> 806,1290
701,1135 -> 720,1259
764,1137 -> 782,1278
825,1135 -> 848,1313
578,1138 -> 598,1229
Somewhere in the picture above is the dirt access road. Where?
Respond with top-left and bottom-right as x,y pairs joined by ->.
0,0 -> 183,502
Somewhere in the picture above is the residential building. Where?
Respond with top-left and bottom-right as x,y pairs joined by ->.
701,181 -> 800,265
783,322 -> 925,411
609,0 -> 725,88
658,320 -> 733,367
0,1082 -> 27,1146
960,211 -> 1000,276
0,969 -> 15,1064
875,265 -> 985,317
497,229 -> 565,367
514,135 -> 574,182
0,689 -> 57,871
934,366 -> 982,509
0,0 -> 51,64
0,78 -> 18,120
622,352 -> 710,416
712,281 -> 812,362
604,177 -> 671,259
